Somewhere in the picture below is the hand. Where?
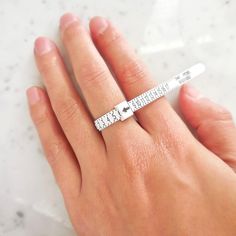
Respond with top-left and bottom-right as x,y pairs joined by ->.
27,13 -> 236,235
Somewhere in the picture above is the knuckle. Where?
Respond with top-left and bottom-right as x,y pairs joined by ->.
217,107 -> 233,121
61,182 -> 81,205
118,135 -> 155,175
54,95 -> 79,126
32,105 -> 51,127
62,22 -> 84,43
197,106 -> 234,134
128,146 -> 153,174
45,140 -> 67,167
102,28 -> 123,48
39,54 -> 60,75
151,119 -> 187,159
119,59 -> 147,86
80,62 -> 109,88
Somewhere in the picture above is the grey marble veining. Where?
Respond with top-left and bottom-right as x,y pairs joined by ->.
0,0 -> 235,235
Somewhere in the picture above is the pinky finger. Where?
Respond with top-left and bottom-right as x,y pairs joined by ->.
26,86 -> 82,203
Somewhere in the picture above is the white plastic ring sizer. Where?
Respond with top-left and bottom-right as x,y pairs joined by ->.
94,63 -> 206,131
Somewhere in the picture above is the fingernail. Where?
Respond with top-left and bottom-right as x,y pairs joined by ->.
91,17 -> 108,35
60,13 -> 79,31
34,37 -> 55,55
185,85 -> 203,100
27,87 -> 41,105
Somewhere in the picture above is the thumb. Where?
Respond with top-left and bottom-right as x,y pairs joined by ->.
179,84 -> 236,171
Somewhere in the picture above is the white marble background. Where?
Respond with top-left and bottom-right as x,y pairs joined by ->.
0,0 -> 235,235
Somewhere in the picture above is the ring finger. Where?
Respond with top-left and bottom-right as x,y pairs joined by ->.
90,17 -> 180,135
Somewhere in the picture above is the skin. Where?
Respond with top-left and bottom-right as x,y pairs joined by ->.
26,13 -> 236,236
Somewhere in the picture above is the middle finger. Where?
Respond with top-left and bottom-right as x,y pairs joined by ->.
60,13 -> 141,137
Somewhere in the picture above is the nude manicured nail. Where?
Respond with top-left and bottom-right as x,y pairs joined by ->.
34,37 -> 55,55
60,13 -> 79,31
27,87 -> 41,105
91,17 -> 108,35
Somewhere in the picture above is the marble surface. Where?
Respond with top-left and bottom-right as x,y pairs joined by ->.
0,0 -> 235,235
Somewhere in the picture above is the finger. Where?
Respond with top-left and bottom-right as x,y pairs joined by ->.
179,84 -> 236,171
89,17 -> 178,134
60,13 -> 141,137
34,37 -> 106,172
26,87 -> 82,205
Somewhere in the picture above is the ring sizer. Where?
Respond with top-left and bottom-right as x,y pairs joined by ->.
94,63 -> 206,131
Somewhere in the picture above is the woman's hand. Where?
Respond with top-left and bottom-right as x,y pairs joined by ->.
27,13 -> 236,235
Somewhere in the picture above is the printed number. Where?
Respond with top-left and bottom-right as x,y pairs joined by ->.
132,100 -> 138,110
96,121 -> 102,131
145,94 -> 150,102
106,115 -> 111,123
101,118 -> 106,128
149,91 -> 155,100
112,110 -> 118,121
157,87 -> 163,96
140,97 -> 146,105
136,99 -> 142,107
